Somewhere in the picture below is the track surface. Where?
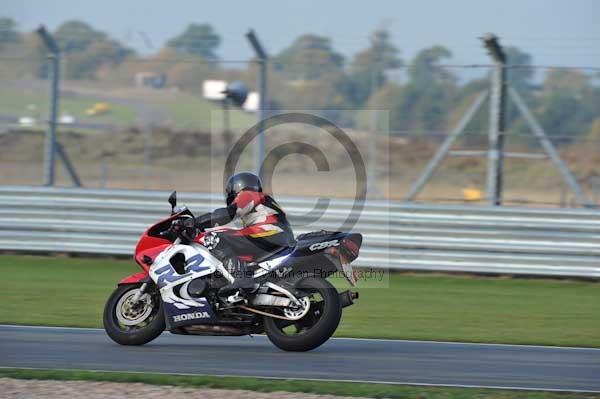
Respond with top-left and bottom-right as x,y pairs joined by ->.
1,325 -> 599,392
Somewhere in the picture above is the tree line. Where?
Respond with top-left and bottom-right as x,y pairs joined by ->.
1,17 -> 599,142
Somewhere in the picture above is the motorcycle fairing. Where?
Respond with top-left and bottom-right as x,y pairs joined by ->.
122,210 -> 194,285
119,243 -> 173,285
149,243 -> 225,328
252,248 -> 295,278
119,271 -> 150,285
163,299 -> 216,329
252,231 -> 354,278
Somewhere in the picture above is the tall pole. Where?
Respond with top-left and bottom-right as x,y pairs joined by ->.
245,29 -> 268,179
37,26 -> 60,187
257,57 -> 267,178
45,53 -> 59,186
482,33 -> 507,206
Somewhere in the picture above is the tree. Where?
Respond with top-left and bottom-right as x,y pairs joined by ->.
167,23 -> 220,60
346,28 -> 402,106
54,20 -> 106,53
543,69 -> 590,96
276,34 -> 344,80
0,17 -> 20,48
66,39 -> 133,79
113,46 -> 220,91
402,46 -> 456,132
273,33 -> 348,123
165,56 -> 214,90
408,46 -> 453,87
497,47 -> 535,135
588,117 -> 600,141
504,46 -> 534,91
52,20 -> 133,79
538,69 -> 595,139
358,83 -> 403,131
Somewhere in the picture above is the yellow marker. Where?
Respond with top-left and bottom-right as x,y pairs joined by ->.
85,102 -> 111,116
462,187 -> 483,202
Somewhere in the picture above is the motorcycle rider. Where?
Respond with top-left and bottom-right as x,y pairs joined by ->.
193,172 -> 295,301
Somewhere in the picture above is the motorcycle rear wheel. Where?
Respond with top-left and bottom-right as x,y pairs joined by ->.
103,284 -> 165,345
264,277 -> 342,352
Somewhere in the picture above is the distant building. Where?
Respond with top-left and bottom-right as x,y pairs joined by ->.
134,72 -> 166,89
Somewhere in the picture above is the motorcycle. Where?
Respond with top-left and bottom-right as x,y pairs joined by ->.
103,191 -> 361,351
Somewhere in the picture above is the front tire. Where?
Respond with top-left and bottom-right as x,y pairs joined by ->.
103,284 -> 165,345
264,277 -> 342,352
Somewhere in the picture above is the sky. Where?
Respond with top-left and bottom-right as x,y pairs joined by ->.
4,0 -> 600,71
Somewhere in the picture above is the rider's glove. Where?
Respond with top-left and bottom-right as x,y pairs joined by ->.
171,217 -> 196,239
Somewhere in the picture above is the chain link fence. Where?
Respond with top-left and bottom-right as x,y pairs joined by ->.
1,47 -> 599,206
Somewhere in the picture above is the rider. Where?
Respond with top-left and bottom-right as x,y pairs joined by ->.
194,172 -> 295,300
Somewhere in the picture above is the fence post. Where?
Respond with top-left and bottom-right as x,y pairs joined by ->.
482,33 -> 507,206
246,30 -> 268,179
36,26 -> 60,186
36,25 -> 82,187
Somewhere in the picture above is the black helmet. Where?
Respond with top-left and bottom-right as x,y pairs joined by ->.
225,172 -> 263,205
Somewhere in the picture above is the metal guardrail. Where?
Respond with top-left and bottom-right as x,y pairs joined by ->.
0,186 -> 599,278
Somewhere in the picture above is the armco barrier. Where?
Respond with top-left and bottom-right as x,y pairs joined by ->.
0,186 -> 598,278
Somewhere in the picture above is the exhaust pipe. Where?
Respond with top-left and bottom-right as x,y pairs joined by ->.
339,290 -> 359,308
180,325 -> 249,336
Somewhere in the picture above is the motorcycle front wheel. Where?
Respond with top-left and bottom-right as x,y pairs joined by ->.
264,277 -> 342,352
103,283 -> 165,345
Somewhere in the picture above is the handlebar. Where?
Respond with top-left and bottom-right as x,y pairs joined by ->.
161,215 -> 197,242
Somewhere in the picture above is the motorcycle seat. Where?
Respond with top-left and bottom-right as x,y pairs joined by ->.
248,231 -> 341,265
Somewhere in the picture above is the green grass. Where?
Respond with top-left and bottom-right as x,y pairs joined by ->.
0,88 -> 136,127
60,98 -> 137,126
1,368 -> 598,399
338,272 -> 600,346
160,92 -> 256,131
0,86 -> 254,131
0,254 -> 599,347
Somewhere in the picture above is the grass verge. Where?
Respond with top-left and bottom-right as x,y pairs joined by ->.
1,368 -> 598,399
0,254 -> 599,347
0,88 -> 136,127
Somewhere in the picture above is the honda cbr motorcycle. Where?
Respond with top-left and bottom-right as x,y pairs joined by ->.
103,191 -> 361,351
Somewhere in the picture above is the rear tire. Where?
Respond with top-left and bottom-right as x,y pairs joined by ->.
264,277 -> 341,352
103,284 -> 165,345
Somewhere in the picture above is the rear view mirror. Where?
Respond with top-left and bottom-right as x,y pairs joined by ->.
168,191 -> 177,214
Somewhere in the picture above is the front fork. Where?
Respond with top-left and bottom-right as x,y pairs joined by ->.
131,282 -> 148,303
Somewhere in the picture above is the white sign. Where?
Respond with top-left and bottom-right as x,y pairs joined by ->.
202,80 -> 227,101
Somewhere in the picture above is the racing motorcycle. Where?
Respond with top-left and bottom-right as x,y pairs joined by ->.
103,191 -> 361,351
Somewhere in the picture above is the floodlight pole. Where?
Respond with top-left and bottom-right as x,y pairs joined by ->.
482,33 -> 507,206
246,29 -> 268,179
37,25 -> 60,186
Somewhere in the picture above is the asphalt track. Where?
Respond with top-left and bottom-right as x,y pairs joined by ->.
1,325 -> 599,393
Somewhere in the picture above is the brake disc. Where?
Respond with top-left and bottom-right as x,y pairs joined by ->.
115,289 -> 153,326
282,296 -> 311,320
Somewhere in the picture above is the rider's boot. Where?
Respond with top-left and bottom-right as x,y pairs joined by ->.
218,257 -> 258,303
